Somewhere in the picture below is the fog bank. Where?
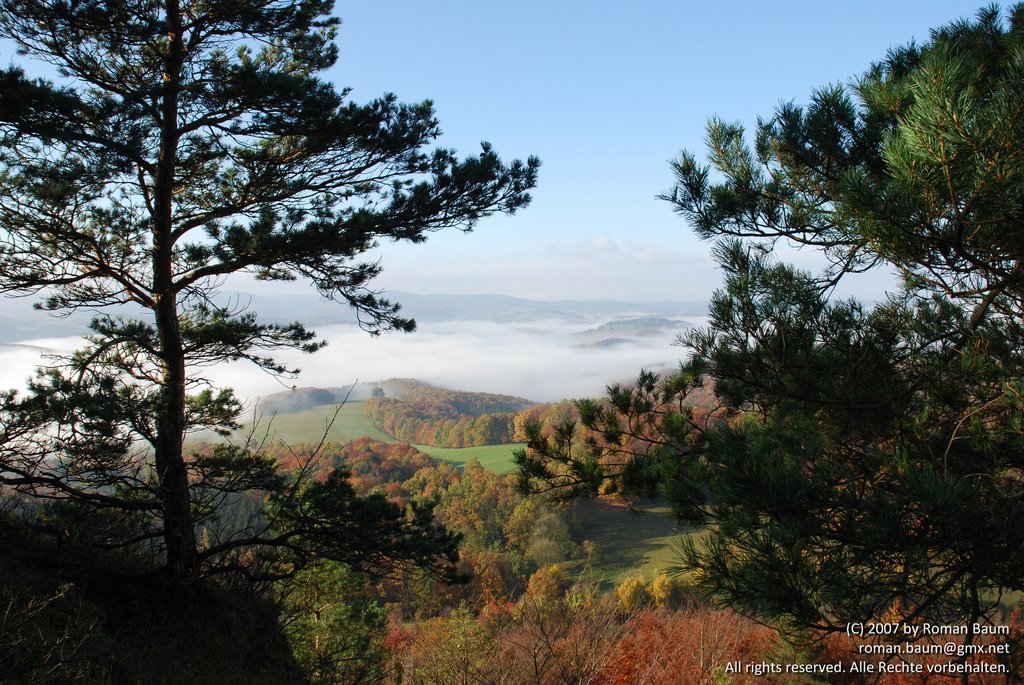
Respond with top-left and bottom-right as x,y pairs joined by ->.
0,294 -> 704,405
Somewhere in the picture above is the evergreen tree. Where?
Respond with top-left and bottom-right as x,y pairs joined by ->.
0,0 -> 537,585
518,4 -> 1024,651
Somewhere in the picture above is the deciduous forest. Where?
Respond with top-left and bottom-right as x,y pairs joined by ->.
1,1 -> 1022,684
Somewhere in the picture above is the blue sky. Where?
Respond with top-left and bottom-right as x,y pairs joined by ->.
318,1 -> 991,302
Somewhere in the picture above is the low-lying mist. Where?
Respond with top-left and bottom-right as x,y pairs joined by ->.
0,294 -> 706,407
207,317 -> 697,405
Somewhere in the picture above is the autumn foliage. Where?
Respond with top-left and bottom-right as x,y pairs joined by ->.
363,381 -> 532,447
595,608 -> 779,685
267,437 -> 434,498
384,567 -> 1022,685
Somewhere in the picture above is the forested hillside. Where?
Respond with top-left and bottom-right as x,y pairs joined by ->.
363,379 -> 533,447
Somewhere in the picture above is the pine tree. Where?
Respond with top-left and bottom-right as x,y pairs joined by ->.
518,4 -> 1024,654
0,0 -> 537,585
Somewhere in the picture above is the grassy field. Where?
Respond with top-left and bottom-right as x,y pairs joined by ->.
412,443 -> 522,474
201,400 -> 395,447
571,499 -> 701,584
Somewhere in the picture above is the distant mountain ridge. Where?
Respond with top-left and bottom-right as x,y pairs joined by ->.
255,378 -> 536,419
566,316 -> 693,351
385,292 -> 707,324
215,291 -> 707,327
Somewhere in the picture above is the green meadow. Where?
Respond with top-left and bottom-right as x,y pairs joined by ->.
412,443 -> 521,474
230,400 -> 393,446
568,500 -> 701,584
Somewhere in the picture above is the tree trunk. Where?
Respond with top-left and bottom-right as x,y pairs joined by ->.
153,292 -> 197,583
151,0 -> 197,585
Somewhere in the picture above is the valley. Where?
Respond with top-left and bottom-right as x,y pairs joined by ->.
203,377 -> 690,584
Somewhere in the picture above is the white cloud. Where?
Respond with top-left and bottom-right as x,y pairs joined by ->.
568,234 -> 622,258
